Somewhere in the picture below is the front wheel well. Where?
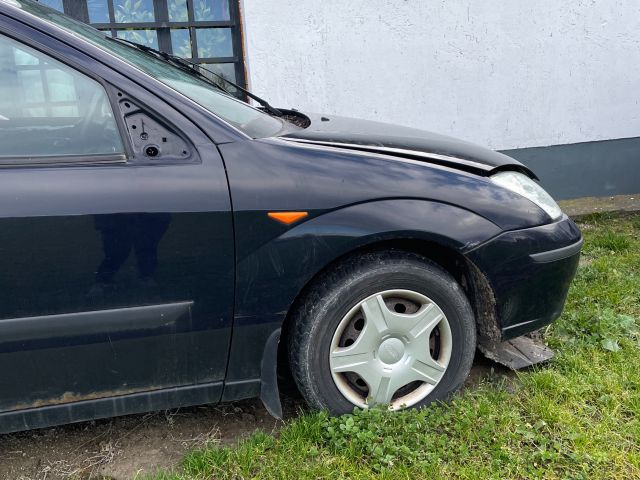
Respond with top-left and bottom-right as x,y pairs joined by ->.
276,238 -> 500,398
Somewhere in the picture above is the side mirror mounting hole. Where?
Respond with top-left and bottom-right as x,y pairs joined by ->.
145,145 -> 160,157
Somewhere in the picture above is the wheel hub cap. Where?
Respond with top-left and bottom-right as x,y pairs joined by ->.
329,289 -> 453,410
378,337 -> 405,364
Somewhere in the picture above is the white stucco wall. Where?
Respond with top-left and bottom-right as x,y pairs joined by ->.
241,1 -> 640,150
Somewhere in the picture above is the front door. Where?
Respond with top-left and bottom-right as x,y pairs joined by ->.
0,31 -> 234,415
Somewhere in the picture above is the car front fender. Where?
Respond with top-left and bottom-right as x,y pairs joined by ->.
223,199 -> 502,397
236,198 -> 501,323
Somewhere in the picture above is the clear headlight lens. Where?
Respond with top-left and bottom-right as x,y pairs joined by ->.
490,171 -> 562,220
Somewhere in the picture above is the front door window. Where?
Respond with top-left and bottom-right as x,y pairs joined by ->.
0,34 -> 123,159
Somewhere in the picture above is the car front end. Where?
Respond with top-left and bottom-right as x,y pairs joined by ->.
275,112 -> 583,358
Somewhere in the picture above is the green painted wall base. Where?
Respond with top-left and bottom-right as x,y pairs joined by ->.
502,137 -> 640,200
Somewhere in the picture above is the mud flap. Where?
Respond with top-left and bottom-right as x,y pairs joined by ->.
479,335 -> 554,370
260,329 -> 283,419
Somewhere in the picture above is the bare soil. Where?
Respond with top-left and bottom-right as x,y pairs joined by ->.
0,398 -> 295,480
0,355 -> 511,480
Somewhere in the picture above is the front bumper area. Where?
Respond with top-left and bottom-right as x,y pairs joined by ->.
466,215 -> 582,340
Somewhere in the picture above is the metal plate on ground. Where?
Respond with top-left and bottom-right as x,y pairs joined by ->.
479,336 -> 555,370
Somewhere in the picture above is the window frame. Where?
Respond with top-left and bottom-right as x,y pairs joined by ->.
0,30 -> 132,168
0,28 -> 203,169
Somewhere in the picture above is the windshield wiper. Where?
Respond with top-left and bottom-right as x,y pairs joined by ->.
107,36 -> 283,117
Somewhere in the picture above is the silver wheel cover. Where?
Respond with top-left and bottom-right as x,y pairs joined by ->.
329,289 -> 452,409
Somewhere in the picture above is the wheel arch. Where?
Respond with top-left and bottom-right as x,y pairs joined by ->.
225,199 -> 503,412
276,236 -> 501,398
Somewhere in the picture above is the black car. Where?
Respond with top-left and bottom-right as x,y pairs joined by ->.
0,0 -> 582,434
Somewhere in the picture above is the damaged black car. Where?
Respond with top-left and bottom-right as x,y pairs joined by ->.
0,0 -> 582,433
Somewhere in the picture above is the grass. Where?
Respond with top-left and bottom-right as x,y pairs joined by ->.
149,213 -> 640,480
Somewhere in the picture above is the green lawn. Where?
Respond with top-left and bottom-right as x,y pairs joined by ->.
151,213 -> 640,480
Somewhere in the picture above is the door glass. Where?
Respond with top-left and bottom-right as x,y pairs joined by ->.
14,2 -> 284,138
0,35 -> 124,159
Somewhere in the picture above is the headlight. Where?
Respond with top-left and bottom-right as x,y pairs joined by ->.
490,171 -> 562,220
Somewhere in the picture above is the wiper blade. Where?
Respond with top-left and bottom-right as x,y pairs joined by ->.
108,36 -> 207,79
106,36 -> 283,117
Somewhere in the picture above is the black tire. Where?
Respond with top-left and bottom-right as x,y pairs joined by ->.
288,249 -> 476,415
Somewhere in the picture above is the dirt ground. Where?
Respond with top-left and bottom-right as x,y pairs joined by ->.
0,397 -> 292,480
0,355 -> 510,480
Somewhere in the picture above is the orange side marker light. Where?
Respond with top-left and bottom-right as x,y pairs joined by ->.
268,211 -> 308,225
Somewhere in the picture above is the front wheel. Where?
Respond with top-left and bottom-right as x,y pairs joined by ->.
289,250 -> 476,414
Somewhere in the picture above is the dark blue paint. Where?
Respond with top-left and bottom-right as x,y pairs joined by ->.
222,138 -> 550,230
0,8 -> 235,422
284,112 -> 535,176
0,2 -> 582,434
467,215 -> 582,339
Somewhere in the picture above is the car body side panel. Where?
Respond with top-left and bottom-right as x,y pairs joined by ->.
0,22 -> 235,421
221,138 -> 549,233
221,137 -> 578,393
0,210 -> 232,414
224,199 -> 502,384
0,381 -> 223,434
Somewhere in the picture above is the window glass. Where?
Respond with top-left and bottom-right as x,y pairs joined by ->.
193,0 -> 229,21
17,2 -> 284,138
33,0 -> 245,99
196,28 -> 232,58
170,29 -> 191,58
201,62 -> 235,84
116,29 -> 159,49
168,0 -> 188,22
0,34 -> 124,159
113,0 -> 155,23
38,0 -> 63,12
87,0 -> 111,23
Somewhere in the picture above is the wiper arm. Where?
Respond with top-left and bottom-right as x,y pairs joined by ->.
106,36 -> 283,117
195,63 -> 283,117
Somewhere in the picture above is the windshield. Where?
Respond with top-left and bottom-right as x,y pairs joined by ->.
11,0 -> 284,138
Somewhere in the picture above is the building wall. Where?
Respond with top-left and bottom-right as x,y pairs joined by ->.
241,0 -> 640,152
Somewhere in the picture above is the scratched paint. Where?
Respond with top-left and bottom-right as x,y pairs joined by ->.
7,386 -> 164,412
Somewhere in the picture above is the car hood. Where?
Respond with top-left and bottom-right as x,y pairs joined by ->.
279,112 -> 535,178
